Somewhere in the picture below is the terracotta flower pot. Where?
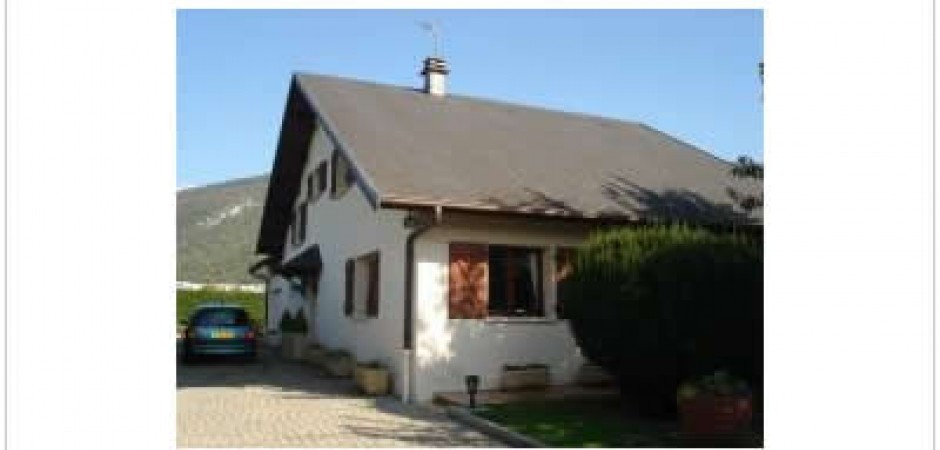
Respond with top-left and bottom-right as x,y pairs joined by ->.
306,345 -> 328,367
355,365 -> 390,395
679,394 -> 753,435
324,353 -> 353,377
280,333 -> 307,360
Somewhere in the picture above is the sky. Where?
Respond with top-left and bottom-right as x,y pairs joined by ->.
177,9 -> 763,189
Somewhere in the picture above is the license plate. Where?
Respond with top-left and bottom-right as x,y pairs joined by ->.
212,331 -> 234,339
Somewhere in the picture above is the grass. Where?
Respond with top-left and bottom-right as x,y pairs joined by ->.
476,400 -> 761,448
177,289 -> 265,326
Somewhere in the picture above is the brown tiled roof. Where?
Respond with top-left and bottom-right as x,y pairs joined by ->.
257,73 -> 761,255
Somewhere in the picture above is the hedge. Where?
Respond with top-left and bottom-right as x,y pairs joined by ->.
563,225 -> 762,417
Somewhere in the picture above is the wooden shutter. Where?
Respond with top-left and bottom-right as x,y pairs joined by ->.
298,204 -> 307,243
330,151 -> 339,197
306,173 -> 314,201
344,259 -> 354,316
317,162 -> 327,194
365,253 -> 380,317
448,243 -> 488,319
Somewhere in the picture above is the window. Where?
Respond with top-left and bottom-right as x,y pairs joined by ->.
290,216 -> 298,246
331,150 -> 355,199
316,161 -> 327,194
344,251 -> 380,318
448,243 -> 545,319
297,203 -> 307,244
554,247 -> 577,319
192,308 -> 250,327
488,246 -> 543,317
307,161 -> 328,203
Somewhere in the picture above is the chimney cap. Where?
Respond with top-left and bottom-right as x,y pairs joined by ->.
421,57 -> 450,75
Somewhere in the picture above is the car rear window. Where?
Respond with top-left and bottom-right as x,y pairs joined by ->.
193,308 -> 249,326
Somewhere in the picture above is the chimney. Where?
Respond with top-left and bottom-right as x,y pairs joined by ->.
421,57 -> 449,96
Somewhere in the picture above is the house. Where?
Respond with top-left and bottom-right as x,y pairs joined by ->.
254,56 -> 761,403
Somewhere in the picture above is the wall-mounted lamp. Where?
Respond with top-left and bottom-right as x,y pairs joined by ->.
465,375 -> 480,409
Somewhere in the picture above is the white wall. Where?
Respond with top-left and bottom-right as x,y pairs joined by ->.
411,215 -> 594,402
272,121 -> 600,402
280,121 -> 411,395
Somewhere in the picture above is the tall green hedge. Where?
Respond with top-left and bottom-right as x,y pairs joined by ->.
564,225 -> 762,417
176,288 -> 265,325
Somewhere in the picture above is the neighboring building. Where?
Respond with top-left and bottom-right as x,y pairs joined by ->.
254,57 -> 761,402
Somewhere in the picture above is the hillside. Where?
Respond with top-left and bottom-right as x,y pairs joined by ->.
177,174 -> 269,283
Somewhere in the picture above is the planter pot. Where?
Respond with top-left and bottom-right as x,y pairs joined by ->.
264,332 -> 282,348
324,354 -> 353,377
306,345 -> 328,367
355,366 -> 390,395
500,365 -> 550,391
280,333 -> 307,360
679,395 -> 753,436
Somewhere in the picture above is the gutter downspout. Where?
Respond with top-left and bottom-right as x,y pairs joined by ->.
402,205 -> 442,403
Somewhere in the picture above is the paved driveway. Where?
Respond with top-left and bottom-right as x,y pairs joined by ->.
177,348 -> 502,448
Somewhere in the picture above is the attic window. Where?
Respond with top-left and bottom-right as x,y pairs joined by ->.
297,203 -> 307,244
331,150 -> 355,199
307,161 -> 328,203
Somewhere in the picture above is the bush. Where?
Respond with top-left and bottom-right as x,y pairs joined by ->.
564,225 -> 762,417
278,309 -> 309,334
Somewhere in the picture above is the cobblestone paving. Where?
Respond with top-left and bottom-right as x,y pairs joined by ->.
177,349 -> 503,448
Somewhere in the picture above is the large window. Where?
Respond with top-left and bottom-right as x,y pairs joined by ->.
448,243 -> 544,319
487,246 -> 543,317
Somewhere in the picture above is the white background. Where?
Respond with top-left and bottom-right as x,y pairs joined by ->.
3,0 -> 934,449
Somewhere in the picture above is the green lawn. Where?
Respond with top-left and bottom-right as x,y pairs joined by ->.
476,400 -> 761,448
176,289 -> 265,326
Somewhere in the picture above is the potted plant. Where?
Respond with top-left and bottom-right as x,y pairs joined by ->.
677,370 -> 753,436
305,342 -> 328,367
324,349 -> 353,377
278,309 -> 308,360
355,360 -> 390,395
500,363 -> 550,391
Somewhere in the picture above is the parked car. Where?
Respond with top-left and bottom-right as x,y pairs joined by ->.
180,303 -> 257,362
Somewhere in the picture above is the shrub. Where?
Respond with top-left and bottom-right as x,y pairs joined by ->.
294,308 -> 309,335
564,225 -> 762,417
278,309 -> 309,334
278,310 -> 293,333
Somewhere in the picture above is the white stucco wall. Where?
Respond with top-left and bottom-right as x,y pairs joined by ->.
279,121 -> 411,396
411,216 -> 594,402
271,120 -> 601,402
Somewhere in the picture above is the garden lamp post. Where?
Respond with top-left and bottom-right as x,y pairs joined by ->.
465,375 -> 480,409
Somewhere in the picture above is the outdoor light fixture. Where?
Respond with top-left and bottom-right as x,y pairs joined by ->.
465,375 -> 480,409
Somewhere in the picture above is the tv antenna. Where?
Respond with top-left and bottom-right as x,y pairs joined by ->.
419,21 -> 442,57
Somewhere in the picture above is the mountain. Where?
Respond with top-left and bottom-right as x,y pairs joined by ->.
177,174 -> 269,283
